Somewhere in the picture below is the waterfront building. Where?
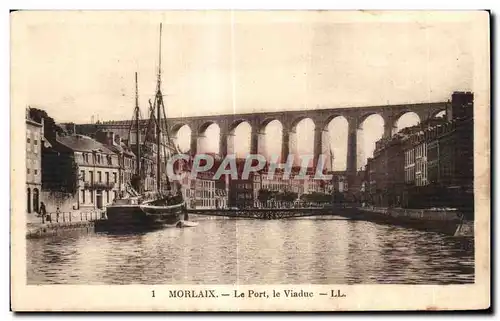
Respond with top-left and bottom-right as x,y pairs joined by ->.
229,178 -> 254,208
179,173 -> 195,209
215,184 -> 228,209
304,177 -> 324,194
182,168 -> 226,210
367,91 -> 474,209
43,133 -> 120,210
95,131 -> 136,194
229,174 -> 254,209
365,133 -> 406,207
195,177 -> 216,209
260,171 -> 293,193
26,110 -> 45,214
403,134 -> 427,187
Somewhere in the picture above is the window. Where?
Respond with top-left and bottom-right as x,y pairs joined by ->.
26,137 -> 31,152
81,170 -> 85,182
98,171 -> 102,182
113,172 -> 117,183
34,140 -> 38,145
90,190 -> 94,203
27,168 -> 30,174
34,169 -> 38,175
105,172 -> 109,184
90,171 -> 94,183
81,189 -> 85,203
106,191 -> 109,203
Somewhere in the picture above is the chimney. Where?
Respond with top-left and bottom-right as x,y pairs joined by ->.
106,131 -> 116,146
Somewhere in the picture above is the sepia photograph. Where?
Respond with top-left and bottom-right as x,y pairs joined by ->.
10,10 -> 490,311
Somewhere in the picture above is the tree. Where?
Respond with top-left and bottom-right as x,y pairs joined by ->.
28,107 -> 66,141
301,192 -> 330,203
258,189 -> 273,203
282,191 -> 298,203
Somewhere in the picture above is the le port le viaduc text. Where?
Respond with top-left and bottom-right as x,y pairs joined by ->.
157,289 -> 345,299
23,20 -> 475,292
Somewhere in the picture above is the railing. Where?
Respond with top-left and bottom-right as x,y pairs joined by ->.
40,210 -> 106,224
254,201 -> 333,209
83,181 -> 116,190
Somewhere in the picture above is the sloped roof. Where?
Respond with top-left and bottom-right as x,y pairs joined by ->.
57,134 -> 115,154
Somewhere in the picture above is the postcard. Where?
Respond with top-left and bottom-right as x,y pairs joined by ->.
11,10 -> 490,311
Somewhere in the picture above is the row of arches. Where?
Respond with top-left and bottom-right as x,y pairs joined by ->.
171,110 -> 447,170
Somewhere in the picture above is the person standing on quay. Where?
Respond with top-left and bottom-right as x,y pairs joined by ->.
39,202 -> 46,223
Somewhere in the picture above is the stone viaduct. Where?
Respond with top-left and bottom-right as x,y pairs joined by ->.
74,101 -> 448,177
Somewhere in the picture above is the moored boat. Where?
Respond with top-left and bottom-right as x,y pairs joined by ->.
139,195 -> 187,225
104,23 -> 186,230
105,194 -> 187,230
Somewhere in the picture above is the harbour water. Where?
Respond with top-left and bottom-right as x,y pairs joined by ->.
27,215 -> 474,285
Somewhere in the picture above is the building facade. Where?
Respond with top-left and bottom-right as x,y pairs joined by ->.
43,134 -> 121,210
26,112 -> 44,214
180,169 -> 228,210
366,130 -> 406,207
229,176 -> 254,209
367,91 -> 474,209
194,177 -> 216,209
95,131 -> 137,196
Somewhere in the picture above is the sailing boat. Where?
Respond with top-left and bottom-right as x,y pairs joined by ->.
105,24 -> 187,229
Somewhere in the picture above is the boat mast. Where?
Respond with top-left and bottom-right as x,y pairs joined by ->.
135,72 -> 141,178
330,148 -> 335,201
156,23 -> 163,193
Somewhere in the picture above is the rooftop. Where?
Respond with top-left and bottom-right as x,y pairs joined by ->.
56,134 -> 115,154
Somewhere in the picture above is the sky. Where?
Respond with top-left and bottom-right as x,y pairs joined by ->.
13,11 -> 474,169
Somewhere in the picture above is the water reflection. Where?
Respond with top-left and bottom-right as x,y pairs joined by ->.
27,216 -> 474,285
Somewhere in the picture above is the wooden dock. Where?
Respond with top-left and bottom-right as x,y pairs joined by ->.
187,207 -> 341,219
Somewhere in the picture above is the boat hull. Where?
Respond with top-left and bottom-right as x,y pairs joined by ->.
102,204 -> 184,231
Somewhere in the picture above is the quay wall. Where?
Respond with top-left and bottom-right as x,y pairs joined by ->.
27,209 -> 106,239
335,206 -> 469,236
26,221 -> 97,239
357,207 -> 465,221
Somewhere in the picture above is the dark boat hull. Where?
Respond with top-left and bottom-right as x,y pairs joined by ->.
101,204 -> 184,231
